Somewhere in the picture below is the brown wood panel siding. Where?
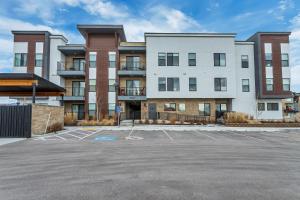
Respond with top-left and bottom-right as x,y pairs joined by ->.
260,34 -> 291,98
85,33 -> 120,119
14,34 -> 46,75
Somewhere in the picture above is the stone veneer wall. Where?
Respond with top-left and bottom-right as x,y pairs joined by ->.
31,104 -> 64,135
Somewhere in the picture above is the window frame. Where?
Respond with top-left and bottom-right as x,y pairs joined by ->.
214,78 -> 227,91
267,103 -> 279,111
282,78 -> 290,91
108,79 -> 116,92
14,53 -> 27,67
89,79 -> 96,92
214,53 -> 226,67
241,55 -> 249,68
266,78 -> 274,91
35,53 -> 43,67
89,52 -> 97,68
188,53 -> 196,66
158,53 -> 166,66
178,103 -> 185,112
164,103 -> 176,111
265,53 -> 272,67
167,53 -> 179,66
108,52 -> 116,68
158,77 -> 166,91
199,103 -> 211,116
167,77 -> 180,91
242,79 -> 250,92
281,53 -> 289,67
189,77 -> 197,91
257,103 -> 265,111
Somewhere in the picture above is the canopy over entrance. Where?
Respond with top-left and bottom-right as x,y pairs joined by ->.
0,73 -> 65,103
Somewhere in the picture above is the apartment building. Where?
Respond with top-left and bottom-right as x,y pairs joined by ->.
8,25 -> 292,121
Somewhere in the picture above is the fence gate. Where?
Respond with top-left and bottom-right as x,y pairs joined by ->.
0,105 -> 32,138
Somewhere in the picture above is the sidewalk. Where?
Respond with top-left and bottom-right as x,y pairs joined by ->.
0,138 -> 26,146
64,124 -> 300,132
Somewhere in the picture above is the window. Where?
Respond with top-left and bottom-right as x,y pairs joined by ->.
14,53 -> 27,67
89,52 -> 96,68
108,79 -> 116,92
126,56 -> 140,69
88,103 -> 96,118
73,58 -> 85,70
189,78 -> 197,91
188,53 -> 196,66
158,53 -> 166,66
167,53 -> 179,66
158,77 -> 166,91
216,104 -> 227,112
257,103 -> 265,111
35,53 -> 43,67
109,52 -> 116,68
108,103 -> 115,116
72,81 -> 85,96
242,79 -> 250,92
265,53 -> 272,67
282,78 -> 290,91
89,79 -> 96,92
167,78 -> 180,91
267,103 -> 279,111
178,103 -> 185,112
281,54 -> 289,67
266,78 -> 273,91
214,53 -> 226,66
241,55 -> 248,68
199,103 -> 211,116
214,78 -> 227,91
164,103 -> 176,111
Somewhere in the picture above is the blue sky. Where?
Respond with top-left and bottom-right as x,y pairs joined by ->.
0,0 -> 300,91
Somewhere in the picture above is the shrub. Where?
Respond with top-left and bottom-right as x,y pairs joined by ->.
224,112 -> 248,123
64,113 -> 77,126
47,122 -> 63,133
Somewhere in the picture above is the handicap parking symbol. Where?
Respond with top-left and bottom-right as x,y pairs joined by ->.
94,135 -> 117,141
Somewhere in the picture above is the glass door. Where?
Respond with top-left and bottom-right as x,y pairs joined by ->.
126,80 -> 140,96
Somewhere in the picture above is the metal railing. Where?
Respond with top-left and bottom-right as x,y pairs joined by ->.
120,62 -> 145,71
65,87 -> 85,97
57,61 -> 85,72
118,87 -> 146,96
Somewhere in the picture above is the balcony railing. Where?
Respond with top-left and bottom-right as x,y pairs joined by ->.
57,62 -> 85,72
120,62 -> 145,71
119,87 -> 146,96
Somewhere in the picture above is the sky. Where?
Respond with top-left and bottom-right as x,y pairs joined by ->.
0,0 -> 299,91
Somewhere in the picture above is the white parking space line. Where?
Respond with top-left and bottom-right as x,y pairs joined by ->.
80,130 -> 102,140
55,135 -> 66,140
162,129 -> 174,141
64,133 -> 84,139
193,130 -> 216,141
228,131 -> 266,143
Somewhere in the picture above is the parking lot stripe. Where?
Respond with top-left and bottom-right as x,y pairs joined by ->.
193,130 -> 216,141
64,133 -> 83,139
80,130 -> 102,140
162,129 -> 174,141
228,131 -> 266,143
55,135 -> 66,140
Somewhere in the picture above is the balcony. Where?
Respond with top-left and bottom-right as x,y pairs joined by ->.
118,87 -> 146,101
57,62 -> 85,78
57,87 -> 85,101
118,62 -> 146,76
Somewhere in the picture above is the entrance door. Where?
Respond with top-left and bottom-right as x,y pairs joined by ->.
126,102 -> 141,119
126,80 -> 140,96
148,103 -> 157,120
72,104 -> 84,120
216,103 -> 227,119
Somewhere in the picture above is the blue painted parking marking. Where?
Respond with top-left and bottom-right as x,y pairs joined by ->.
94,135 -> 117,141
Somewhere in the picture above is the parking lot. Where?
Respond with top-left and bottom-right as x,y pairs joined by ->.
1,127 -> 300,200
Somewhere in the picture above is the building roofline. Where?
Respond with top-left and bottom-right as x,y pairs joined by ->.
247,31 -> 291,41
77,24 -> 126,41
11,30 -> 51,35
49,35 -> 68,43
144,32 -> 237,38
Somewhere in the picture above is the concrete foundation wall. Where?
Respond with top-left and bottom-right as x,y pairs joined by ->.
31,104 -> 64,135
